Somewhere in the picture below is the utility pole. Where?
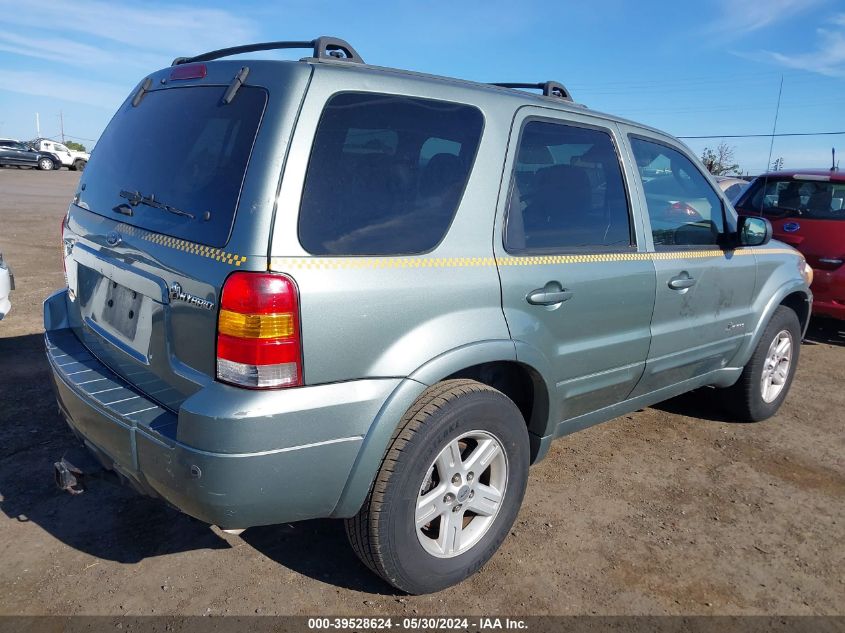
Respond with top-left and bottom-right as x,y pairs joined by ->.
59,110 -> 65,144
36,112 -> 41,138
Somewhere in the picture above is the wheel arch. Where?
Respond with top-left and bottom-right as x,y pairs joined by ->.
780,290 -> 811,335
444,361 -> 550,446
332,340 -> 552,518
734,280 -> 811,369
408,339 -> 552,455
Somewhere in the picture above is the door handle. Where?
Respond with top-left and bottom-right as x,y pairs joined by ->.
526,282 -> 573,306
668,272 -> 696,290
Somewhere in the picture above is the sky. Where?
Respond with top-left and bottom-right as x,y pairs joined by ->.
0,0 -> 843,174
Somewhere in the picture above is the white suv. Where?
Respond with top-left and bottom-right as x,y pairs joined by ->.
30,138 -> 89,171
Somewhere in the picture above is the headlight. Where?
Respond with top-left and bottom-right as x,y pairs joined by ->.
799,258 -> 813,286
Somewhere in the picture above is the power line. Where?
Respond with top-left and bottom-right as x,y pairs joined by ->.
678,131 -> 845,139
42,132 -> 98,143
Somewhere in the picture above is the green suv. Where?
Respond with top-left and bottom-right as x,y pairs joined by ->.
46,37 -> 812,594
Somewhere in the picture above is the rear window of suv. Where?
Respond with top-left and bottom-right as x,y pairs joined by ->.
738,177 -> 845,221
298,92 -> 483,256
77,86 -> 266,247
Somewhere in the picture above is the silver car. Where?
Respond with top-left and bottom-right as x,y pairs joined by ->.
46,37 -> 812,593
714,175 -> 749,202
0,251 -> 12,319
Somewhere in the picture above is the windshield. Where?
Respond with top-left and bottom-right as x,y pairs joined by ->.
737,177 -> 845,221
77,85 -> 267,247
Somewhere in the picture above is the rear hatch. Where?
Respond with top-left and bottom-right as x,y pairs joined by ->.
735,174 -> 845,269
62,61 -> 311,410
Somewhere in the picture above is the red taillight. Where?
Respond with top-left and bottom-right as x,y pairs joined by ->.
169,64 -> 207,81
668,201 -> 702,219
216,272 -> 302,389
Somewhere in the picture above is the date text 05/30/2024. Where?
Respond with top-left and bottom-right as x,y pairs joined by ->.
307,617 -> 528,630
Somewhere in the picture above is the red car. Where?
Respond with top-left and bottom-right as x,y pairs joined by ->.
735,169 -> 845,320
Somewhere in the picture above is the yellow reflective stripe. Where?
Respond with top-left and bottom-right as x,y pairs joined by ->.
108,224 -> 798,271
269,248 -> 798,270
218,310 -> 294,339
113,224 -> 248,267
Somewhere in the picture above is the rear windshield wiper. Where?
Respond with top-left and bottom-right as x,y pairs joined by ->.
119,189 -> 195,220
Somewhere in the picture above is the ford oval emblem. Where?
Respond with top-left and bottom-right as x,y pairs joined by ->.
783,222 -> 800,233
106,230 -> 121,246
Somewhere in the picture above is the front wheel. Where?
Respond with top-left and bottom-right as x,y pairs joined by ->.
345,379 -> 530,594
71,160 -> 86,172
38,157 -> 54,171
722,306 -> 801,421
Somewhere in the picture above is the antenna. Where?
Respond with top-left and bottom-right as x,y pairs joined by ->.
765,75 -> 783,174
833,147 -> 837,172
758,76 -> 784,218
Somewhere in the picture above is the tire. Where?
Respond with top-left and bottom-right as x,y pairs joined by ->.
38,157 -> 54,171
71,160 -> 86,172
345,379 -> 530,594
723,306 -> 801,422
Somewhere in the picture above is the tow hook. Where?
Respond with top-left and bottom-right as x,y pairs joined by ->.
54,458 -> 85,495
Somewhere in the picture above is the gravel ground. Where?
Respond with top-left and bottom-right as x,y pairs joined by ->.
0,169 -> 843,616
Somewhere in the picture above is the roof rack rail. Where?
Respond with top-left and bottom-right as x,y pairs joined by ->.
171,36 -> 364,66
490,81 -> 573,101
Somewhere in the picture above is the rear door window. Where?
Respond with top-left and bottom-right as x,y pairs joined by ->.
298,92 -> 483,256
504,120 -> 633,253
77,86 -> 267,248
630,137 -> 726,247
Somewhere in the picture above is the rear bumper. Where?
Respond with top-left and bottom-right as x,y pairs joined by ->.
45,290 -> 400,528
811,267 -> 845,320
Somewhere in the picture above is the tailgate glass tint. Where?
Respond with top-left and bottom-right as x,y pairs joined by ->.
77,85 -> 267,247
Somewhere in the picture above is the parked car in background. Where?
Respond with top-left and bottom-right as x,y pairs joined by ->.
735,169 -> 844,320
0,139 -> 62,170
0,251 -> 13,320
714,175 -> 749,203
30,138 -> 89,171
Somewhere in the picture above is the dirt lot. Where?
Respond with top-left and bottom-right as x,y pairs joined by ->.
0,169 -> 843,616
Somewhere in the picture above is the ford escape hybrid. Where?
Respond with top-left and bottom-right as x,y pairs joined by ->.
46,37 -> 813,594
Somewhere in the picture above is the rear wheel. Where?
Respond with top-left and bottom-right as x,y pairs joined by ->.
345,379 -> 529,594
38,157 -> 54,171
723,306 -> 801,421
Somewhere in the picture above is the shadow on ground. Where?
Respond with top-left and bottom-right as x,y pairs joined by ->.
0,333 -> 387,592
243,522 -> 395,594
804,316 -> 845,347
0,333 -> 229,563
651,386 -> 736,423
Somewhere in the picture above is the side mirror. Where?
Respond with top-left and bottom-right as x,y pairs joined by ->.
737,216 -> 772,247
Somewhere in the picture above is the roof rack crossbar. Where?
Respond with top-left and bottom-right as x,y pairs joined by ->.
171,36 -> 364,66
490,81 -> 573,101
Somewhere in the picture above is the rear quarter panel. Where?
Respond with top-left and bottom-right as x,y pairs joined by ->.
269,65 -> 522,385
